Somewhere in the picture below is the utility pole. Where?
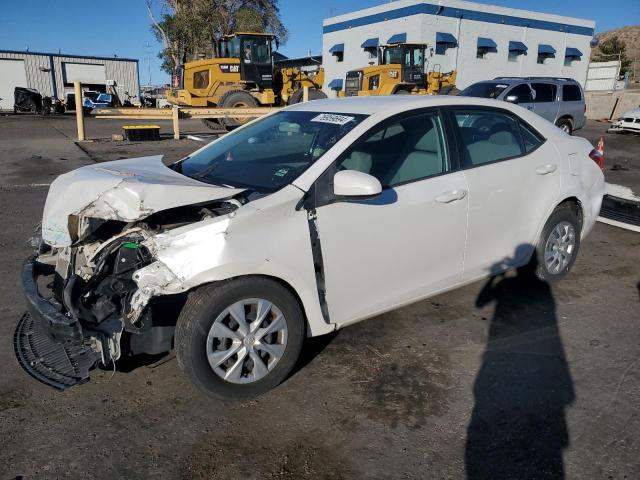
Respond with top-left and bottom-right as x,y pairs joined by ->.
144,42 -> 153,88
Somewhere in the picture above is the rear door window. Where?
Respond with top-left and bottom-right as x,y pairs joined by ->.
452,109 -> 525,167
562,84 -> 582,101
532,83 -> 557,102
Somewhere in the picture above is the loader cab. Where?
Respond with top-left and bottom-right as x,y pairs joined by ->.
379,43 -> 426,85
218,33 -> 275,89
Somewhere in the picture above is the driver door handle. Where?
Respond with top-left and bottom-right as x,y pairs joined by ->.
536,164 -> 557,175
435,189 -> 467,203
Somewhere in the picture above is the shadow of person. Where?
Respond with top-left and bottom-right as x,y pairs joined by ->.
465,245 -> 575,480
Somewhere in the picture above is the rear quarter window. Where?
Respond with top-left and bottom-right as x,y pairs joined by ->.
562,84 -> 582,101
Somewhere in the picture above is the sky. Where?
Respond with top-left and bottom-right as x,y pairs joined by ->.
0,0 -> 638,85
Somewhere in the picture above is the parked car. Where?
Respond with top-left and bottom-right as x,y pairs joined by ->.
16,96 -> 604,399
608,107 -> 640,134
459,77 -> 586,134
14,87 -> 43,113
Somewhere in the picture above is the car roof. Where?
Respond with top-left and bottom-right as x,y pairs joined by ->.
473,77 -> 579,85
285,95 -> 525,115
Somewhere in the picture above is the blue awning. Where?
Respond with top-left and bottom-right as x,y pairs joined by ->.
477,37 -> 497,49
387,33 -> 406,44
436,32 -> 457,45
538,44 -> 556,55
565,47 -> 583,58
329,43 -> 344,54
508,41 -> 528,52
328,79 -> 343,90
361,37 -> 379,49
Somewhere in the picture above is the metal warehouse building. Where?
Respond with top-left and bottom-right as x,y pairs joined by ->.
322,0 -> 595,95
0,51 -> 139,110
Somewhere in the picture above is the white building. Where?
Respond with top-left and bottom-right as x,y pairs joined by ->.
322,0 -> 595,95
0,50 -> 139,110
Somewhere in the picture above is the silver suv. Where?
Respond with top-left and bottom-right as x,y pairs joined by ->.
459,77 -> 586,134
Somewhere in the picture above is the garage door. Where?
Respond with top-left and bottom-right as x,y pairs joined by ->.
0,59 -> 28,110
63,63 -> 106,84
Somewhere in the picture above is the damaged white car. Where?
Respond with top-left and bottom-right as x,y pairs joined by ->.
16,96 -> 604,399
608,107 -> 640,134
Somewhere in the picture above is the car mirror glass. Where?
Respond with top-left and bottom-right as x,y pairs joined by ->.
505,95 -> 519,104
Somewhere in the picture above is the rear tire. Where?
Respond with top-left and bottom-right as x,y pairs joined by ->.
556,118 -> 573,135
201,118 -> 223,131
394,89 -> 411,95
175,277 -> 305,400
288,88 -> 327,105
531,204 -> 581,282
218,90 -> 259,130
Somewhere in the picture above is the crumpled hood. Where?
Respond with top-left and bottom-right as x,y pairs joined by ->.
42,155 -> 244,247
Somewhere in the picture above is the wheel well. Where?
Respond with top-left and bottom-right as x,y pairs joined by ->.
557,197 -> 583,229
190,274 -> 311,335
557,115 -> 574,126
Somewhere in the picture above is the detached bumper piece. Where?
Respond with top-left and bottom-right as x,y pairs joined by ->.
600,194 -> 640,227
15,256 -> 100,390
14,313 -> 100,390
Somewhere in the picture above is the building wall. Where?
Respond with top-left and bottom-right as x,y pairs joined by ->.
0,51 -> 139,101
322,0 -> 595,96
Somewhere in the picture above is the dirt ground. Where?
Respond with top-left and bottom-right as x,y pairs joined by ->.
0,114 -> 638,479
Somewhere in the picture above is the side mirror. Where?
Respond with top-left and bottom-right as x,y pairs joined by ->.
333,170 -> 382,197
505,95 -> 519,104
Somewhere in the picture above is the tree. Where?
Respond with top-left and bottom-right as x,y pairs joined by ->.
147,0 -> 288,75
592,35 -> 631,74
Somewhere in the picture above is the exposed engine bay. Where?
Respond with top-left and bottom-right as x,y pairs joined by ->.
36,197 -> 245,364
15,156 -> 262,389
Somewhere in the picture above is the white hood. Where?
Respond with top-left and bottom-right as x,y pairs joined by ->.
41,155 -> 244,247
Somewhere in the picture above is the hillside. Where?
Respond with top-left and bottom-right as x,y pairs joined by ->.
591,25 -> 640,62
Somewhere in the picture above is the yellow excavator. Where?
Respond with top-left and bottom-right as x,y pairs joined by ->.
167,32 -> 326,129
341,41 -> 457,97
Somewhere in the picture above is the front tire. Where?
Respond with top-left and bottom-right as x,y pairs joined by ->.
288,88 -> 327,105
532,204 -> 581,282
218,90 -> 259,130
175,277 -> 305,400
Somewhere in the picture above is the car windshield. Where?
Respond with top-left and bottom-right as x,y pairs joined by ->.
178,111 -> 367,192
459,82 -> 510,99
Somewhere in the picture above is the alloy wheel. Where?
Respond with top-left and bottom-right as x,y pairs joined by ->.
544,221 -> 576,274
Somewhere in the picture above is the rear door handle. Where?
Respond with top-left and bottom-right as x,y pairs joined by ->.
536,164 -> 558,175
435,189 -> 467,203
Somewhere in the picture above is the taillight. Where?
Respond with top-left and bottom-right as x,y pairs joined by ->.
589,149 -> 605,170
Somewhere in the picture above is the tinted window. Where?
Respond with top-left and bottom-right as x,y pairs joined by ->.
454,110 -> 524,167
532,83 -> 557,102
562,84 -> 582,101
506,84 -> 534,103
338,112 -> 448,187
459,82 -> 509,99
519,122 -> 544,153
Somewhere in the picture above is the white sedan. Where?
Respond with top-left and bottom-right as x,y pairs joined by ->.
17,96 -> 604,399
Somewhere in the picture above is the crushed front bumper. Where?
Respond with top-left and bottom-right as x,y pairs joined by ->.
14,256 -> 100,390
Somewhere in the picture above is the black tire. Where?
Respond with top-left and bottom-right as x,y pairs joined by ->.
531,204 -> 581,283
201,118 -> 223,131
555,118 -> 573,135
288,88 -> 328,105
218,90 -> 259,129
394,89 -> 411,95
175,277 -> 305,400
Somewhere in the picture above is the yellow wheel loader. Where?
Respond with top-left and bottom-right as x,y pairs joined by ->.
340,41 -> 457,97
166,32 -> 326,130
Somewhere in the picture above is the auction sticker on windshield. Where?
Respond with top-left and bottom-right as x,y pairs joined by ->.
311,113 -> 355,126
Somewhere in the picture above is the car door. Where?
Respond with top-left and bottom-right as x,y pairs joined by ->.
504,83 -> 534,112
531,82 -> 560,123
448,106 -> 561,280
312,109 -> 468,327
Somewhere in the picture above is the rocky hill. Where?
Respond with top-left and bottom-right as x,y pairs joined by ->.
591,25 -> 640,62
